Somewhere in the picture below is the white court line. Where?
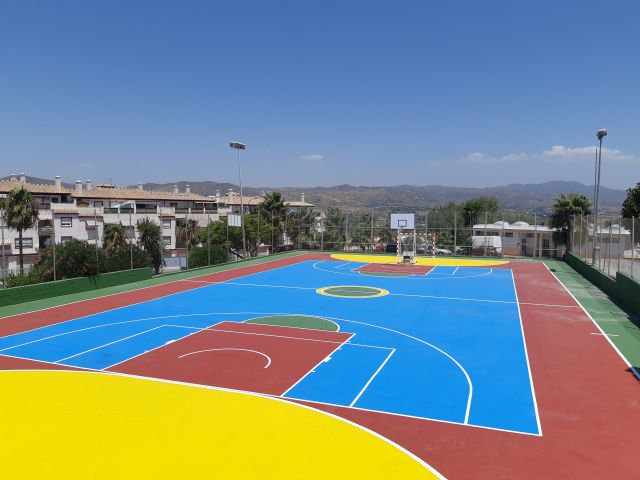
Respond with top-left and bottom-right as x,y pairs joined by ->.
212,280 -> 579,309
544,263 -> 640,381
54,326 -> 164,364
178,348 -> 272,368
0,369 -> 446,479
279,338 -> 350,397
0,253 -> 308,338
452,267 -> 460,276
349,348 -> 396,407
2,306 -> 471,428
315,313 -> 473,425
510,270 -> 543,436
313,260 -> 495,281
590,332 -> 620,337
0,350 -> 534,437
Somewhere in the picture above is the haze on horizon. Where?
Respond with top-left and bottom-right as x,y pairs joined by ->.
0,1 -> 638,190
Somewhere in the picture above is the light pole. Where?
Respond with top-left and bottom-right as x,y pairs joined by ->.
230,141 -> 247,256
592,128 -> 607,265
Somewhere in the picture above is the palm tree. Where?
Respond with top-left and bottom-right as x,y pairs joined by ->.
176,219 -> 200,249
260,192 -> 287,224
102,223 -> 127,256
550,193 -> 592,247
137,218 -> 164,274
2,187 -> 39,274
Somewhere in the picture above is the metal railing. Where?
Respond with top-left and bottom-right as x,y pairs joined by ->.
569,214 -> 639,281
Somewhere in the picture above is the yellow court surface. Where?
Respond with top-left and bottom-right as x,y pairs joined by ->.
1,370 -> 441,480
331,253 -> 509,267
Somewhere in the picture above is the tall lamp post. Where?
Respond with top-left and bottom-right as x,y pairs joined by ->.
592,128 -> 607,265
230,141 -> 247,256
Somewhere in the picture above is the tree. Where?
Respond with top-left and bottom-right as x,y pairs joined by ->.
324,207 -> 346,249
176,219 -> 201,249
260,192 -> 287,224
137,218 -> 164,273
550,193 -> 592,246
1,187 -> 40,273
621,181 -> 640,218
462,196 -> 498,227
102,223 -> 127,256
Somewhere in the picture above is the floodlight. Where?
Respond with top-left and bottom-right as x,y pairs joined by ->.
596,129 -> 607,140
230,142 -> 246,150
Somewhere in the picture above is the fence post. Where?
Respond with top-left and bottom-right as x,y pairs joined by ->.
129,210 -> 134,270
618,215 -> 622,276
207,213 -> 211,266
483,211 -> 488,257
94,208 -> 100,275
270,211 -> 274,254
533,214 -> 537,259
51,213 -> 57,281
501,218 -> 505,257
453,207 -> 457,256
345,211 -> 349,251
1,213 -> 5,287
632,217 -> 635,280
320,215 -> 324,251
571,215 -> 575,254
370,211 -> 374,252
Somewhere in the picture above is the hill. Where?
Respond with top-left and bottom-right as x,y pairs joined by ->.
1,175 -> 625,214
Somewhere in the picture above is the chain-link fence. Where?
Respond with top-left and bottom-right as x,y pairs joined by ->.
568,214 -> 639,281
0,205 -> 568,289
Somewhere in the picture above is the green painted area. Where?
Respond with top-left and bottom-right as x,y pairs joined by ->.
547,259 -> 640,373
0,251 -> 306,319
0,268 -> 152,308
245,315 -> 338,331
322,286 -> 385,297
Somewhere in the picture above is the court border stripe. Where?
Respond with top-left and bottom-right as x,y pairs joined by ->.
543,263 -> 640,381
510,270 -> 543,436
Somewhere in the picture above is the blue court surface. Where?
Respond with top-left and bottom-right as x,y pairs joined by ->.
0,259 -> 541,435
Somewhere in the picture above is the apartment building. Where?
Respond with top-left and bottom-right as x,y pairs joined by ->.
0,174 -> 217,271
214,190 -> 315,215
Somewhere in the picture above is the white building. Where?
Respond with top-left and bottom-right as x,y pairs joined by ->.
0,174 -> 217,272
472,221 -> 564,257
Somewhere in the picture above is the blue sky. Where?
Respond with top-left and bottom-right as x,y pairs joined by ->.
0,1 -> 638,189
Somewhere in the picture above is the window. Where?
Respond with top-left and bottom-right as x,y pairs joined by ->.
163,236 -> 172,246
61,236 -> 73,244
526,233 -> 534,238
504,232 -> 514,238
93,201 -> 103,207
15,238 -> 33,249
163,219 -> 171,229
61,217 -> 72,227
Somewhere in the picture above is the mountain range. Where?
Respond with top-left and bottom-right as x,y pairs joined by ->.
136,180 -> 625,215
3,176 -> 626,215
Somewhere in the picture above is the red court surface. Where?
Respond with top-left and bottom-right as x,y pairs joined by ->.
109,321 -> 353,395
356,263 -> 434,275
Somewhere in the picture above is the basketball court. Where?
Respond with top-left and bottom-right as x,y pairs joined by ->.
1,251 -> 638,478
